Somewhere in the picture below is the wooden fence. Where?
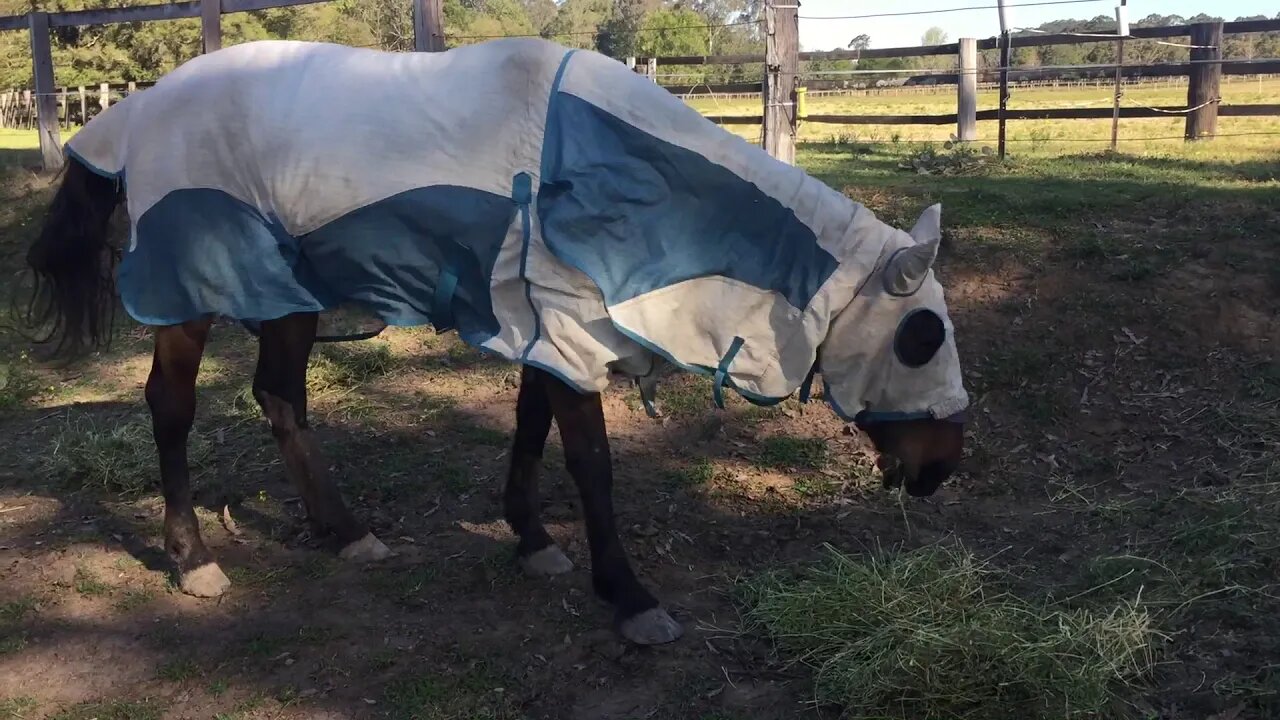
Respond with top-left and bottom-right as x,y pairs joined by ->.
631,13 -> 1280,158
1,82 -> 148,132
1,0 -> 1279,169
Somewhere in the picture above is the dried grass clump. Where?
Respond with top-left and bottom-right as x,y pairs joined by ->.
741,544 -> 1157,720
44,414 -> 211,497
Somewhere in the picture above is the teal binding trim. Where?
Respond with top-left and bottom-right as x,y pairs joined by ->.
798,360 -> 819,404
512,171 -> 539,361
712,336 -> 746,410
433,264 -> 458,331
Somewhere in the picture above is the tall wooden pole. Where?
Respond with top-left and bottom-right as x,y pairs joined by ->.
762,0 -> 798,164
201,0 -> 221,53
996,0 -> 1010,159
414,0 -> 445,52
1185,22 -> 1223,141
957,38 -> 977,142
29,12 -> 63,171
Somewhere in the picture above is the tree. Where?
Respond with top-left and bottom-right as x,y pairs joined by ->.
543,0 -> 611,50
689,0 -> 755,53
921,27 -> 948,47
847,33 -> 870,51
637,8 -> 708,58
522,0 -> 558,34
596,0 -> 645,58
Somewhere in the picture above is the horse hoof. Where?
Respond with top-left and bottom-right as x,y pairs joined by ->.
619,607 -> 684,645
519,545 -> 574,576
339,533 -> 393,562
180,563 -> 231,598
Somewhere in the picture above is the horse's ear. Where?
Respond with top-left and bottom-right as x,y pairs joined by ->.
909,203 -> 942,246
885,207 -> 942,296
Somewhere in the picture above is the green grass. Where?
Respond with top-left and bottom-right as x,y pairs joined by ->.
688,78 -> 1280,157
73,566 -> 111,597
756,436 -> 828,471
0,634 -> 27,655
742,544 -> 1158,720
666,457 -> 718,488
156,657 -> 201,683
113,587 -> 156,612
0,353 -> 41,409
383,664 -> 517,720
0,697 -> 38,719
0,598 -> 35,624
206,679 -> 229,696
0,598 -> 35,656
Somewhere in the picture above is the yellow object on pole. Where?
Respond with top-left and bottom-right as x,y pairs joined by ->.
796,86 -> 807,120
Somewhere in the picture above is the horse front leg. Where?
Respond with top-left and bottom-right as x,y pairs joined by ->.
252,312 -> 389,561
537,367 -> 683,645
146,318 -> 230,597
504,366 -> 574,575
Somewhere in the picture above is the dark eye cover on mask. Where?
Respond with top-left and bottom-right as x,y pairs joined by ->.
894,309 -> 945,368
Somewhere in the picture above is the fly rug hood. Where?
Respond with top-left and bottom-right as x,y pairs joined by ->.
25,38 -> 969,645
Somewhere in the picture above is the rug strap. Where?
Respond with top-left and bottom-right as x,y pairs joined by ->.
433,264 -> 458,332
712,336 -> 746,410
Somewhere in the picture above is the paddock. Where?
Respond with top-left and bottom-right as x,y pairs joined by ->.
0,123 -> 1275,718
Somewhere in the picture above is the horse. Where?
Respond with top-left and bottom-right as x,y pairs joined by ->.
20,38 -> 969,646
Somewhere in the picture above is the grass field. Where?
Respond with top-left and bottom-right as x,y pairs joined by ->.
0,85 -> 1278,720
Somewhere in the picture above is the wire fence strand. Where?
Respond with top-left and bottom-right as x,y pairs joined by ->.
798,0 -> 1105,22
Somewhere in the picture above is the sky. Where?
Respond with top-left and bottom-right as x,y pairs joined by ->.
796,0 -> 1279,51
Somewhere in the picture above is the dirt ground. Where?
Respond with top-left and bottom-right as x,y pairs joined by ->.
1,143 -> 1278,720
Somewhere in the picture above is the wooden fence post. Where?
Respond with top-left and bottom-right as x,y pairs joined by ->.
100,82 -> 110,110
78,85 -> 87,124
1185,21 -> 1223,141
762,0 -> 798,164
957,38 -> 977,142
413,0 -> 445,51
646,57 -> 656,82
201,0 -> 221,53
29,12 -> 63,171
1110,0 -> 1127,150
60,86 -> 68,129
996,0 -> 1011,159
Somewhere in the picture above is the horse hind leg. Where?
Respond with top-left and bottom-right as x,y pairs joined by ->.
504,366 -> 573,576
251,312 -> 390,562
146,318 -> 230,597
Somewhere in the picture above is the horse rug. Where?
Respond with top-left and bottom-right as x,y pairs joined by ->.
64,38 -> 969,422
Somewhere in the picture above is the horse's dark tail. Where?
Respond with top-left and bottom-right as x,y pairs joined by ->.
18,156 -> 125,361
